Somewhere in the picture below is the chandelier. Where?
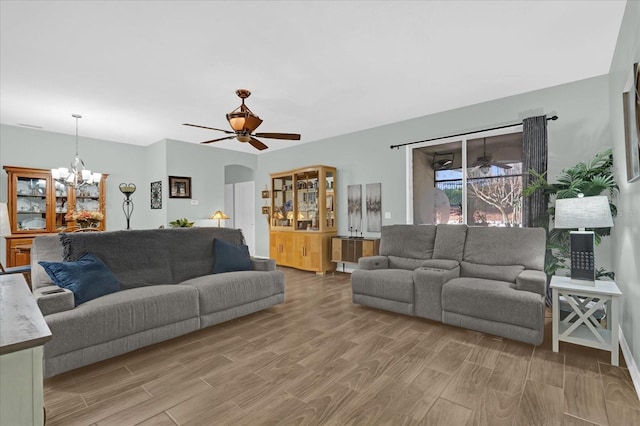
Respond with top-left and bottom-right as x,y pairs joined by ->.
51,114 -> 101,188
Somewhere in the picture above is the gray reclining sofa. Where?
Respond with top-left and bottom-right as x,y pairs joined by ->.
352,224 -> 547,345
31,227 -> 285,378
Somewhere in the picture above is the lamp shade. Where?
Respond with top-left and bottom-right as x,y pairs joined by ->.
555,195 -> 613,229
210,211 -> 229,220
209,210 -> 229,227
0,203 -> 10,236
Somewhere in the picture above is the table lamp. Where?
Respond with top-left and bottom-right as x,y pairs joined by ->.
209,210 -> 229,227
554,194 -> 613,285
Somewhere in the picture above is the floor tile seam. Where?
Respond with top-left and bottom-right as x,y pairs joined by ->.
563,370 -> 612,426
45,393 -> 91,425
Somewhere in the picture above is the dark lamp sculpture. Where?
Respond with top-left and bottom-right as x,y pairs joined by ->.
119,183 -> 136,230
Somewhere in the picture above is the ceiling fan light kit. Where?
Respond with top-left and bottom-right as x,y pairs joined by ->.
472,138 -> 513,174
184,89 -> 301,151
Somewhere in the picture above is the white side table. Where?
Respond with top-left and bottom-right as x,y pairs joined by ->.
550,275 -> 622,366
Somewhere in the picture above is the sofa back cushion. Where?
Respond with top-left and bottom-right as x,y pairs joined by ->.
59,228 -> 245,289
32,235 -> 65,289
433,224 -> 468,261
463,226 -> 546,271
380,224 -> 436,261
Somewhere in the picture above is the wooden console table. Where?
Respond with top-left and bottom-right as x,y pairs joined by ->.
331,236 -> 380,269
0,273 -> 52,425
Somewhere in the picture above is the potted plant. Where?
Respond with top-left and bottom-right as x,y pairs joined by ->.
523,148 -> 618,285
169,218 -> 194,228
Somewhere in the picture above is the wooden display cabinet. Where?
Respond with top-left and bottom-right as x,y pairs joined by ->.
269,165 -> 336,274
3,166 -> 108,268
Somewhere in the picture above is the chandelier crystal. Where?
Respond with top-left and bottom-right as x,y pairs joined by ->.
51,114 -> 101,188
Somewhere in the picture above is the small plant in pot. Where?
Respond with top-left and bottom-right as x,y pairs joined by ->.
169,218 -> 194,228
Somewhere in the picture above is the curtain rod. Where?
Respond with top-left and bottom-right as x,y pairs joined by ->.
389,115 -> 559,150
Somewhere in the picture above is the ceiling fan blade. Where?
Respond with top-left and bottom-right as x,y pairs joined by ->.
249,137 -> 269,151
253,132 -> 301,140
200,135 -> 236,144
493,163 -> 513,170
183,123 -> 235,134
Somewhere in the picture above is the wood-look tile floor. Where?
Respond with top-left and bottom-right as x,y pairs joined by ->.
44,268 -> 640,425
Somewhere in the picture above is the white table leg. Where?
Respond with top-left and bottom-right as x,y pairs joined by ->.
611,296 -> 619,366
552,288 -> 559,353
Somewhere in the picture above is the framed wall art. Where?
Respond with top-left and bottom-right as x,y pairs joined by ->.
623,62 -> 640,182
150,181 -> 162,209
366,183 -> 382,232
169,176 -> 192,198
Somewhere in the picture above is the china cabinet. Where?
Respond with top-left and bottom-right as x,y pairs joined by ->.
269,165 -> 336,274
3,166 -> 108,267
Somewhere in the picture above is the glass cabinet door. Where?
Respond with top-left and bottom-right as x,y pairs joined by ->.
53,181 -> 70,231
15,176 -> 48,232
325,168 -> 336,230
295,170 -> 320,231
271,174 -> 294,228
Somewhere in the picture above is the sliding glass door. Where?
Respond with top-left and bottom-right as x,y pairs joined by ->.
411,131 -> 523,227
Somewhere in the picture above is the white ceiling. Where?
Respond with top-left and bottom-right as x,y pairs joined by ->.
0,1 -> 627,154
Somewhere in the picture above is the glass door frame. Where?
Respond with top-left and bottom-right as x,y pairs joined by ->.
405,125 -> 524,225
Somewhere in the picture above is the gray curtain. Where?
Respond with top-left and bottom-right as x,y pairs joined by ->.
522,115 -> 548,228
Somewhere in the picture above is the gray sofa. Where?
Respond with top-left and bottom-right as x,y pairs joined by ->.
31,227 -> 285,378
351,224 -> 547,345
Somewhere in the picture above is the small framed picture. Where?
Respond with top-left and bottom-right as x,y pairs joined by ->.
169,176 -> 192,199
623,62 -> 640,182
261,190 -> 270,199
261,206 -> 270,215
151,181 -> 162,209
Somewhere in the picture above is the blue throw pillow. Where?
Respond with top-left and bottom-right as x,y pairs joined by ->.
39,253 -> 120,306
213,238 -> 253,274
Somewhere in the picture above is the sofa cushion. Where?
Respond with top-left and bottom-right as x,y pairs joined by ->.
388,256 -> 429,270
442,277 -> 544,330
463,226 -> 546,270
380,225 -> 436,260
460,261 -> 525,283
43,285 -> 199,357
422,259 -> 460,270
182,271 -> 285,315
38,253 -> 121,306
433,224 -> 468,261
213,238 -> 253,273
351,269 -> 414,303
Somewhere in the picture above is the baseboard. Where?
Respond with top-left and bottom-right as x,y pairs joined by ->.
619,325 -> 640,400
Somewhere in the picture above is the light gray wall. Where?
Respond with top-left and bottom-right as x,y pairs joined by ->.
0,124 -> 149,231
164,139 -> 256,226
608,0 -> 640,381
145,139 -> 168,228
255,75 -> 612,267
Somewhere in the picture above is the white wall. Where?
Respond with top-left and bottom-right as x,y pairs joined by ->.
608,0 -> 640,388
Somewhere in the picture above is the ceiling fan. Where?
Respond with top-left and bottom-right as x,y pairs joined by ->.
471,138 -> 513,174
183,89 -> 301,151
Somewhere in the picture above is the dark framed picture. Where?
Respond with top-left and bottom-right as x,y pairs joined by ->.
623,62 -> 640,182
169,176 -> 192,198
261,190 -> 270,199
261,206 -> 270,215
151,181 -> 162,209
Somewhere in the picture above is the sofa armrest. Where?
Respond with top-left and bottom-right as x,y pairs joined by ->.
413,266 -> 460,322
251,257 -> 277,271
34,285 -> 74,316
515,270 -> 547,297
357,256 -> 389,270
